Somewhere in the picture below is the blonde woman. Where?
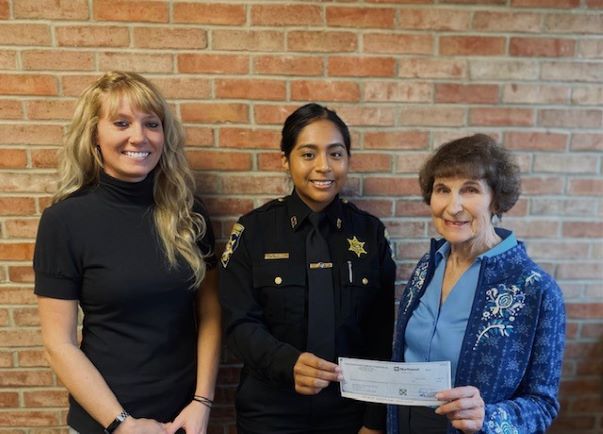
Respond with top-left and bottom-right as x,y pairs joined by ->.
34,71 -> 220,434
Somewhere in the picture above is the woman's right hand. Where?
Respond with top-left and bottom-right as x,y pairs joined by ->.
114,416 -> 168,434
293,352 -> 342,395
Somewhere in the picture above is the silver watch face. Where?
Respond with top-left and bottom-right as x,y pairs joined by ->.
117,410 -> 129,422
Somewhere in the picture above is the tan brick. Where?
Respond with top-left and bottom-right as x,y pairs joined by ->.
99,52 -> 173,74
0,287 -> 37,304
0,198 -> 36,216
513,0 -> 580,6
178,54 -> 248,75
398,9 -> 471,30
0,74 -> 57,96
56,25 -> 129,48
399,106 -> 465,127
473,11 -> 541,32
0,352 -> 13,368
386,220 -> 426,239
530,197 -> 598,217
363,33 -> 433,54
363,131 -> 428,150
395,152 -> 431,173
8,265 -> 34,283
133,27 -> 206,49
571,134 -> 603,151
522,176 -> 564,194
181,103 -> 248,124
334,106 -> 396,127
60,74 -> 101,97
541,61 -> 603,83
219,128 -> 280,149
0,391 -> 18,408
13,307 -> 40,326
351,199 -> 394,218
504,219 -> 560,238
326,7 -> 394,28
253,104 -> 298,125
568,178 -> 603,196
0,0 -> 8,18
469,60 -> 539,80
540,109 -> 602,128
504,132 -> 568,151
17,349 -> 48,367
5,218 -> 40,238
527,241 -> 590,260
578,39 -> 603,58
328,56 -> 395,77
364,82 -> 432,102
202,198 -> 252,217
440,36 -> 505,56
0,329 -> 42,346
0,124 -> 62,145
558,263 -> 603,280
350,153 -> 391,172
22,49 -> 94,71
14,0 -> 89,19
223,176 -> 288,195
288,31 -> 357,53
572,86 -> 603,105
253,4 -> 322,26
534,153 -> 598,174
399,58 -> 466,78
435,84 -> 498,104
563,222 -> 603,238
254,56 -> 323,76
93,0 -> 167,22
0,409 -> 60,425
502,84 -> 570,104
510,37 -> 575,57
212,30 -> 284,51
216,79 -> 286,101
25,99 -> 75,121
0,50 -> 17,69
291,80 -> 359,102
470,108 -> 534,126
183,127 -> 214,147
0,173 -> 57,193
187,151 -> 252,171
173,3 -> 246,25
0,23 -> 51,46
364,177 -> 421,196
544,13 -> 603,34
0,149 -> 27,168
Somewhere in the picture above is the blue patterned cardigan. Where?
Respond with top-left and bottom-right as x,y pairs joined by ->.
387,229 -> 565,434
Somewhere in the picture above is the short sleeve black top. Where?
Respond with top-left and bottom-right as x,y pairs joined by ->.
33,171 -> 216,433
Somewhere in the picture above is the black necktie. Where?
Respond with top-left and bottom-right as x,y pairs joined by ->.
306,212 -> 335,362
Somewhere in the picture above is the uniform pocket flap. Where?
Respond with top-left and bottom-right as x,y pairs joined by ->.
341,262 -> 380,289
252,263 -> 306,288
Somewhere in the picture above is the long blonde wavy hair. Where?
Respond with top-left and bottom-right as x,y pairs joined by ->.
54,71 -> 207,288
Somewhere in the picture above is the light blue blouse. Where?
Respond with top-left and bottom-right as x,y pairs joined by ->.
404,232 -> 517,385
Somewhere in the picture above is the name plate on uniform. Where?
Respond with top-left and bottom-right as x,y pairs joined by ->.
264,253 -> 289,260
338,357 -> 451,407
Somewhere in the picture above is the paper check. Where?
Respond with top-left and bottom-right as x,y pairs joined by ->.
338,357 -> 451,406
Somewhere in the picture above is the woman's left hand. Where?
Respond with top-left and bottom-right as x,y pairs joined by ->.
358,427 -> 383,434
164,400 -> 210,434
435,386 -> 485,434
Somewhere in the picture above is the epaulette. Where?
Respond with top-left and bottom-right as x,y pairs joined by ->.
247,196 -> 288,216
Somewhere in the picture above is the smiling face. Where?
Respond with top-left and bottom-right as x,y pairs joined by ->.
282,119 -> 349,212
430,177 -> 495,249
96,97 -> 164,182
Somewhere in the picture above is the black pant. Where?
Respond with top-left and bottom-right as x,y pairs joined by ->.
398,406 -> 448,434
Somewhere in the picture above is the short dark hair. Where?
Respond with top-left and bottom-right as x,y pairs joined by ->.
280,103 -> 351,158
418,134 -> 521,217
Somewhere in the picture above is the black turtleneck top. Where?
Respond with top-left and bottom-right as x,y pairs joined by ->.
33,171 -> 216,433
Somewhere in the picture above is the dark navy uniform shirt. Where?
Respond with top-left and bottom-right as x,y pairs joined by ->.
220,190 -> 395,433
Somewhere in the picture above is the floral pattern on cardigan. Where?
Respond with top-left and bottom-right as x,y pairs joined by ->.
388,229 -> 565,434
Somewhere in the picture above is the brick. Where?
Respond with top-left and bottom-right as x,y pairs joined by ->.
326,7 -> 395,28
469,60 -> 539,80
26,99 -> 76,120
334,106 -> 395,127
563,222 -> 603,238
472,11 -> 541,32
433,130 -> 502,148
5,218 -> 39,238
435,84 -> 498,104
441,0 -> 506,3
0,409 -> 59,425
502,84 -> 570,104
216,79 -> 285,101
173,3 -> 245,25
398,9 -> 471,31
540,109 -> 602,129
223,176 -> 288,195
571,395 -> 603,411
213,30 -> 284,51
400,106 -> 465,127
565,303 -> 603,318
56,25 -> 129,47
0,391 -> 18,408
0,243 -> 35,260
394,199 -> 430,217
551,415 -> 596,431
257,152 -> 283,171
0,149 -> 27,168
187,151 -> 251,171
0,309 -> 8,326
440,36 -> 505,56
14,0 -> 89,19
254,104 -> 298,125
0,198 -> 36,216
541,61 -> 603,83
545,13 -> 603,34
399,58 -> 466,79
254,56 -> 323,76
0,50 -> 17,69
363,33 -> 433,55
572,86 -> 603,105
288,31 -> 357,53
588,0 -> 603,6
526,241 -> 590,260
365,82 -> 432,103
571,133 -> 603,151
184,127 -> 214,147
8,266 -> 34,283
578,39 -> 603,58
504,132 -> 568,151
253,5 -> 321,26
510,37 -> 575,57
0,329 -> 42,346
133,27 -> 207,49
178,54 -> 248,75
94,0 -> 167,23
504,219 -> 560,238
0,23 -> 51,46
181,103 -> 248,124
0,173 -> 57,193
0,0 -> 7,18
522,176 -> 564,194
202,199 -> 256,217
0,287 -> 37,304
24,389 -> 69,407
386,220 -> 426,238
350,199 -> 394,218
0,74 -> 57,96
13,307 -> 39,326
18,349 -> 49,367
60,74 -> 100,97
364,177 -> 420,196
99,52 -> 173,74
0,352 -> 12,368
328,56 -> 395,77
363,131 -> 428,150
534,153 -> 598,174
22,49 -> 94,71
395,152 -> 430,173
291,80 -> 360,102
0,125 -> 62,145
581,323 -> 603,338
219,128 -> 280,149
350,153 -> 391,172
470,108 -> 534,126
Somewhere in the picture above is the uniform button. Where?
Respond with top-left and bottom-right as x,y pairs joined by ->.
274,276 -> 283,285
362,277 -> 368,285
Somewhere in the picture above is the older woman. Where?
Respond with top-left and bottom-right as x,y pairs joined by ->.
388,134 -> 565,434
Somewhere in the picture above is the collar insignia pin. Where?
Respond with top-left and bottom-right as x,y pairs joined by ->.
337,218 -> 342,230
291,216 -> 297,228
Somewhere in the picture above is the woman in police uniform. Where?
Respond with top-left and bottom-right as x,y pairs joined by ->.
220,103 -> 396,434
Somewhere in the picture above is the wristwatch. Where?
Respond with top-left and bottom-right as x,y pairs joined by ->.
104,410 -> 129,434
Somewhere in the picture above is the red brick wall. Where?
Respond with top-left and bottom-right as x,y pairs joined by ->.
0,1 -> 601,432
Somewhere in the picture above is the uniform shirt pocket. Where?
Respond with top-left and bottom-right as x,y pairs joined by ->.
340,261 -> 381,321
253,263 -> 306,325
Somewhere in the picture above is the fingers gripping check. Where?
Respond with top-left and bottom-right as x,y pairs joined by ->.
293,352 -> 341,395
